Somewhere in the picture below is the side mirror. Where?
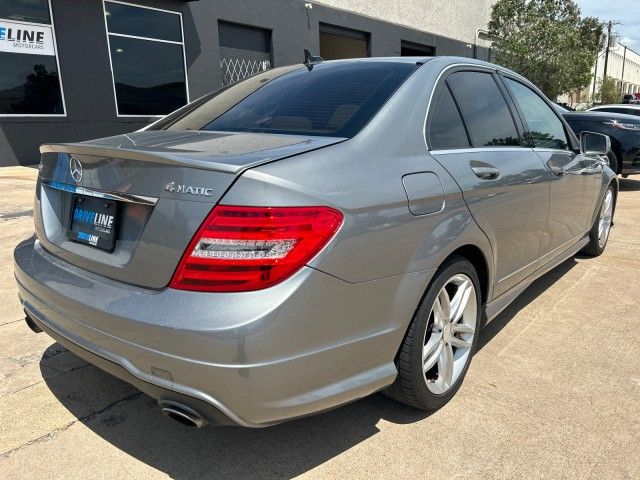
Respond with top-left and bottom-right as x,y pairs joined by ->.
580,131 -> 611,156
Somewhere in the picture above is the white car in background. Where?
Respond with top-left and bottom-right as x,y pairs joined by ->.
589,104 -> 640,117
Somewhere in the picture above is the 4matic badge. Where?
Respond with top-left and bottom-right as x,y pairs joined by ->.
165,181 -> 214,197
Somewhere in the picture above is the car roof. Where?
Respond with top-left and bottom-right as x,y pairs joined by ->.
562,111 -> 640,122
590,104 -> 640,110
323,56 -> 524,76
321,56 -> 435,65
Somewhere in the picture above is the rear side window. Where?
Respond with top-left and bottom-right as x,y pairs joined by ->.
505,78 -> 569,150
168,62 -> 417,138
447,72 -> 520,147
429,87 -> 470,150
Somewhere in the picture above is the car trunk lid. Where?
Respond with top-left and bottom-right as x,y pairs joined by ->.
35,130 -> 344,289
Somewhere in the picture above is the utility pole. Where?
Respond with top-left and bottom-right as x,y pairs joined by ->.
592,54 -> 599,100
603,20 -> 613,78
621,45 -> 628,94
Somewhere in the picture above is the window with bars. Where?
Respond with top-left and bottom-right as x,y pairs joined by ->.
218,21 -> 272,86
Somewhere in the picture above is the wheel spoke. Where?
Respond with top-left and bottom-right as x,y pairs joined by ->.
450,280 -> 472,324
451,323 -> 474,335
438,343 -> 454,387
450,335 -> 472,349
423,273 -> 478,395
598,191 -> 614,246
423,333 -> 443,372
435,289 -> 451,326
598,218 -> 604,239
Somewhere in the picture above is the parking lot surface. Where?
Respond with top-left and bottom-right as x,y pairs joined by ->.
1,166 -> 639,479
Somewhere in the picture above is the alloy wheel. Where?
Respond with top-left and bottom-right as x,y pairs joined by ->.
598,189 -> 614,249
423,274 -> 477,394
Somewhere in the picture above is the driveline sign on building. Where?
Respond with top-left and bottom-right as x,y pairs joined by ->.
0,20 -> 55,56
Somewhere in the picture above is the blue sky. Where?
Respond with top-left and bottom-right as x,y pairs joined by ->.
576,0 -> 640,48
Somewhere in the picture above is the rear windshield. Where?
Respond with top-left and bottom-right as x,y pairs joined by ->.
157,61 -> 417,138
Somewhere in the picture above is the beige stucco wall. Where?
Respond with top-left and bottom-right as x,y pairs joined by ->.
310,0 -> 495,45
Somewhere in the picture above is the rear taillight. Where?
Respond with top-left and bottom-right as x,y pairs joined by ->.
170,205 -> 343,292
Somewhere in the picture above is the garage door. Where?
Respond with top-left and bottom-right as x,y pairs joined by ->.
319,23 -> 369,60
218,21 -> 272,86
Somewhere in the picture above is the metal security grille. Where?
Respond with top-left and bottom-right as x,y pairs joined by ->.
218,22 -> 272,86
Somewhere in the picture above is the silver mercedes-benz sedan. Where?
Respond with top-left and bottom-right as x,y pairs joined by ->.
15,56 -> 617,428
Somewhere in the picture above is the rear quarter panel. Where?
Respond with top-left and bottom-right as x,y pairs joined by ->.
221,59 -> 494,295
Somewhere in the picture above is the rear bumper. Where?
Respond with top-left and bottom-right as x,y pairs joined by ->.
14,237 -> 431,427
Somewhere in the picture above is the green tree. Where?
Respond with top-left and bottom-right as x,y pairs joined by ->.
489,0 -> 603,99
594,76 -> 619,104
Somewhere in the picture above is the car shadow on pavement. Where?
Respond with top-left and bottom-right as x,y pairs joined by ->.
40,358 -> 426,479
39,258 -> 577,479
478,257 -> 577,351
618,177 -> 640,192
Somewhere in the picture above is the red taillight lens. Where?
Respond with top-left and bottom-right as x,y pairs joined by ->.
170,205 -> 343,292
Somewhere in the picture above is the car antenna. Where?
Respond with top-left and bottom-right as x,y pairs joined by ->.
303,49 -> 323,70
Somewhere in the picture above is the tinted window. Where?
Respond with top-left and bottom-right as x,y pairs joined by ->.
505,78 -> 569,150
0,0 -> 50,24
429,86 -> 470,149
190,62 -> 416,138
109,36 -> 187,115
0,52 -> 63,114
0,0 -> 64,115
448,72 -> 520,147
105,2 -> 182,42
105,2 -> 187,115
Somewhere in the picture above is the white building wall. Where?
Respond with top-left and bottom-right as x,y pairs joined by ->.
311,0 -> 496,45
594,44 -> 640,94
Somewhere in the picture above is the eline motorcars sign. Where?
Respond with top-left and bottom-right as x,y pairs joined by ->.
0,20 -> 55,56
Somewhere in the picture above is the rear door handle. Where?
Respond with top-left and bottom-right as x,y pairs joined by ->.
470,162 -> 500,180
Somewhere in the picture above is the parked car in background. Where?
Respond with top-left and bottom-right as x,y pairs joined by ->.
561,110 -> 640,177
588,104 -> 640,117
14,57 -> 617,428
622,93 -> 638,104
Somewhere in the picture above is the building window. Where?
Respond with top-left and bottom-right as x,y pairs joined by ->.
319,23 -> 370,60
218,21 -> 272,87
0,0 -> 65,116
0,0 -> 50,24
401,40 -> 435,57
103,1 -> 188,116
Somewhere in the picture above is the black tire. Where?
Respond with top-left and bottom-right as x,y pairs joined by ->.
605,150 -> 619,174
582,185 -> 615,257
385,255 -> 481,411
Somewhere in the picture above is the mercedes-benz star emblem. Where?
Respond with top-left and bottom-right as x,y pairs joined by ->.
69,155 -> 83,183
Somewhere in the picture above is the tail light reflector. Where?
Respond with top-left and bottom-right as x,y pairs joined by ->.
170,205 -> 343,292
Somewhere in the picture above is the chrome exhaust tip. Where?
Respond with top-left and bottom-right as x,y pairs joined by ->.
24,312 -> 42,333
160,402 -> 207,428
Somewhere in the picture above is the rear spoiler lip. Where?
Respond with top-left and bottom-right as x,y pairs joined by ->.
39,142 -> 263,174
39,135 -> 347,174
